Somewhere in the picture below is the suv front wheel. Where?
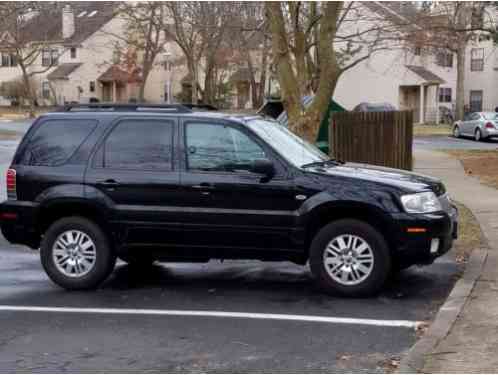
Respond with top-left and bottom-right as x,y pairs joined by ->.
309,219 -> 391,297
40,217 -> 116,290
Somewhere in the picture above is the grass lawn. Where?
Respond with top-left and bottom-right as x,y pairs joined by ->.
453,201 -> 487,262
413,124 -> 452,136
0,129 -> 22,140
445,150 -> 498,190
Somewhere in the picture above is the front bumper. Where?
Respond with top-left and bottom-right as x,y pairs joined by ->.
390,203 -> 458,267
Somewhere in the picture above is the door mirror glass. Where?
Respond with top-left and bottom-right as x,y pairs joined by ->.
250,159 -> 275,178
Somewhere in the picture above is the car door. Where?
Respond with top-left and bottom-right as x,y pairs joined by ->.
178,119 -> 301,253
84,116 -> 183,247
460,113 -> 472,135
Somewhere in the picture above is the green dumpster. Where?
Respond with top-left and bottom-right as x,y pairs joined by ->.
257,96 -> 346,155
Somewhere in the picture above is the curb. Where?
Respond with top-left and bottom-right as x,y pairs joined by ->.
397,248 -> 488,373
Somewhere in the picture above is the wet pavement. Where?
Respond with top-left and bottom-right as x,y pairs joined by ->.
414,135 -> 498,150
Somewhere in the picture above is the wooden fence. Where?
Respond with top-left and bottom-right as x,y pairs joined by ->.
329,111 -> 413,170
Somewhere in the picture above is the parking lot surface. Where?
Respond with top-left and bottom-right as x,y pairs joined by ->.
0,120 -> 461,372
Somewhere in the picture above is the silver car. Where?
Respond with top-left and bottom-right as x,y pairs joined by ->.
453,112 -> 498,141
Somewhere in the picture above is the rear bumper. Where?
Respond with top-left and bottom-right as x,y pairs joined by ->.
390,204 -> 458,267
0,200 -> 40,249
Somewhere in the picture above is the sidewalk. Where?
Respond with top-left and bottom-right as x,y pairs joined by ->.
413,149 -> 498,372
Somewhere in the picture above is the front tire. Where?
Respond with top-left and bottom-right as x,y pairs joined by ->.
309,219 -> 391,297
40,217 -> 116,290
475,128 -> 483,142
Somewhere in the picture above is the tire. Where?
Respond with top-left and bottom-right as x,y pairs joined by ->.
40,216 -> 116,290
453,125 -> 460,138
119,254 -> 155,267
475,128 -> 482,142
309,219 -> 391,297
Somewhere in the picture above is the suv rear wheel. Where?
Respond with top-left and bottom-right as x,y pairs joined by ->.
40,216 -> 116,290
309,219 -> 391,297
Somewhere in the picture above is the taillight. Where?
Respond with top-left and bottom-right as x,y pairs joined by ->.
6,168 -> 16,200
485,122 -> 495,129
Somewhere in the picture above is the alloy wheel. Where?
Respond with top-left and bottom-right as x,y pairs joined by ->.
323,234 -> 374,286
52,230 -> 97,278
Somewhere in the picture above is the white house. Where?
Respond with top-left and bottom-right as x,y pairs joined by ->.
332,2 -> 457,124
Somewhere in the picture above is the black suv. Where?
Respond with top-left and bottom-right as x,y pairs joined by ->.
0,104 -> 458,296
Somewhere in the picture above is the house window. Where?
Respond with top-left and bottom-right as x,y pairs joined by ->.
89,81 -> 95,93
414,46 -> 421,56
42,49 -> 59,67
471,48 -> 484,71
0,52 -> 17,67
41,81 -> 50,100
41,49 -> 50,67
470,90 -> 483,112
436,52 -> 453,68
439,87 -> 452,103
50,49 -> 59,66
70,47 -> 77,59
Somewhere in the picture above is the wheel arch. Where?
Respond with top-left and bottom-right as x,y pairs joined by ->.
304,201 -> 395,256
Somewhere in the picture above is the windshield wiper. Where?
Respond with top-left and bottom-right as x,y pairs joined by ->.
300,159 -> 343,169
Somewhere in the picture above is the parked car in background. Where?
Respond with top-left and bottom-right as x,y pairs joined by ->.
352,102 -> 396,112
453,112 -> 498,141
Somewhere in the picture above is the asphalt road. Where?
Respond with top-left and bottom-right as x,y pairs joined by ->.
414,134 -> 498,150
0,120 -> 462,372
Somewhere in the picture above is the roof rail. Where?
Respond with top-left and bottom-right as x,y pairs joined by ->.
57,103 -> 193,113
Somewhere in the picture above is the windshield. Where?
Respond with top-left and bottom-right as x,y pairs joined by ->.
246,118 -> 329,167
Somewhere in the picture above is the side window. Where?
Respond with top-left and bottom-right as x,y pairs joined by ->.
186,123 -> 266,172
103,120 -> 173,170
23,119 -> 96,166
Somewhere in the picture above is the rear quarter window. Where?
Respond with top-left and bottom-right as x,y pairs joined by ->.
21,119 -> 97,166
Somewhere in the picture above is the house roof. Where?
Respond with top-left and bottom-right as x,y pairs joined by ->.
98,65 -> 141,83
47,63 -> 82,80
406,65 -> 445,84
5,2 -> 116,45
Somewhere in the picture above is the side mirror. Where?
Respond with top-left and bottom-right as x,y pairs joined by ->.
251,159 -> 275,179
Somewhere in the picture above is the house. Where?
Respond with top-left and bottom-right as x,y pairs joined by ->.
464,35 -> 498,112
0,2 -> 191,106
331,2 -> 457,123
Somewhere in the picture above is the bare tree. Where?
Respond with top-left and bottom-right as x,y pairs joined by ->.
415,2 -> 497,120
0,2 -> 65,116
266,2 -> 416,141
163,2 -> 209,104
111,2 -> 165,101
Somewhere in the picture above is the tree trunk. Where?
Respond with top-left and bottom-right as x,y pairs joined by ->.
19,64 -> 36,118
190,65 -> 198,105
203,59 -> 216,106
455,40 -> 466,121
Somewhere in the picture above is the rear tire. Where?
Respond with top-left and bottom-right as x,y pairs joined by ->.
309,219 -> 391,297
453,125 -> 460,138
40,216 -> 116,290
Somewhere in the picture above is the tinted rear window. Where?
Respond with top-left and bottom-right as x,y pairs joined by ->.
102,119 -> 174,170
22,119 -> 97,166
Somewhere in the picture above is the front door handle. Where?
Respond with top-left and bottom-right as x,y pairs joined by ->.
191,183 -> 215,190
97,179 -> 120,188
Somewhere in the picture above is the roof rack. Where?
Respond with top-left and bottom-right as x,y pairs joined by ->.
58,103 -> 193,113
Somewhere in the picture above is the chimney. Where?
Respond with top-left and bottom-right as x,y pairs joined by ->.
62,4 -> 75,39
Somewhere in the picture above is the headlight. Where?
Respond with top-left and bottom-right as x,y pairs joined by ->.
401,192 -> 442,213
